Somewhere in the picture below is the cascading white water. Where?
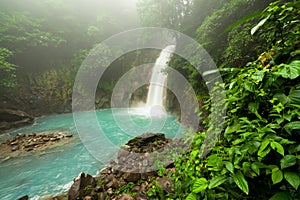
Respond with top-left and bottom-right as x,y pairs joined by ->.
146,45 -> 176,115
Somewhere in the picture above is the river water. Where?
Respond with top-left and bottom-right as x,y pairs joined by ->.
0,109 -> 183,199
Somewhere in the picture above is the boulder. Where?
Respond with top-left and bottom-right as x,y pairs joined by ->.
125,133 -> 167,152
68,172 -> 96,200
0,109 -> 34,131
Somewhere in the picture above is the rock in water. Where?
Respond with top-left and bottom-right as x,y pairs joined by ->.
17,195 -> 29,200
125,133 -> 167,152
68,172 -> 96,200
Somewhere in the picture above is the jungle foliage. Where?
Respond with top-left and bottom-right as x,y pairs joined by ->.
138,0 -> 300,199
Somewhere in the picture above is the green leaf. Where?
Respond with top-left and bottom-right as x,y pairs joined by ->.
284,172 -> 300,190
248,102 -> 262,119
288,87 -> 300,107
270,141 -> 284,156
276,60 -> 300,79
269,192 -> 292,200
225,162 -> 234,174
283,121 -> 300,134
274,93 -> 288,105
208,175 -> 227,189
225,120 -> 241,134
258,140 -> 270,157
280,155 -> 297,169
232,170 -> 249,195
251,162 -> 260,175
272,168 -> 283,184
244,81 -> 257,92
192,178 -> 208,193
186,193 -> 197,200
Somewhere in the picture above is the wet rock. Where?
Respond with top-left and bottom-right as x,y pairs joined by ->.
107,188 -> 113,195
17,195 -> 29,200
106,177 -> 119,189
68,172 -> 96,200
122,172 -> 141,183
97,192 -> 107,200
131,185 -> 140,193
100,167 -> 111,175
64,133 -> 73,137
50,137 -> 59,141
115,194 -> 135,200
135,193 -> 150,200
10,140 -> 18,145
12,146 -> 19,151
156,177 -> 174,193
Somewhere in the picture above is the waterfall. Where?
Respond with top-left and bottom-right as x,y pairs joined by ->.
146,45 -> 176,115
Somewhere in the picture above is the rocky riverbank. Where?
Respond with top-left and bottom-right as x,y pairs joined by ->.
0,108 -> 34,132
0,131 -> 74,161
44,133 -> 186,200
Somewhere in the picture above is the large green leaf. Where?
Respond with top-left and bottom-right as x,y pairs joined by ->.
251,162 -> 261,175
269,192 -> 292,200
208,175 -> 227,189
258,140 -> 270,157
288,87 -> 300,107
192,178 -> 208,193
225,120 -> 241,134
272,168 -> 283,184
270,141 -> 284,156
283,121 -> 300,134
186,193 -> 197,200
273,93 -> 288,105
276,60 -> 300,79
284,172 -> 300,190
244,81 -> 257,92
232,170 -> 249,195
280,155 -> 297,169
225,162 -> 234,174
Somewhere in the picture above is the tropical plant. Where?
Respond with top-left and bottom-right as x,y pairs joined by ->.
150,1 -> 300,199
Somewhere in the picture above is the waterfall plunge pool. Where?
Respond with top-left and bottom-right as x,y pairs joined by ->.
0,108 -> 184,199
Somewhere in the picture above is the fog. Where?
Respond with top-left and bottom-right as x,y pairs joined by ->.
0,0 -> 140,73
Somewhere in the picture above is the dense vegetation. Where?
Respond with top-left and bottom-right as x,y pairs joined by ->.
136,0 -> 300,199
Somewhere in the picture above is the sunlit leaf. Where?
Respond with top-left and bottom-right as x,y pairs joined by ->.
192,178 -> 208,193
280,155 -> 297,169
284,172 -> 300,190
232,170 -> 249,195
272,168 -> 283,184
258,140 -> 270,157
208,175 -> 227,189
186,193 -> 197,200
270,141 -> 284,156
225,162 -> 234,174
283,121 -> 300,134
